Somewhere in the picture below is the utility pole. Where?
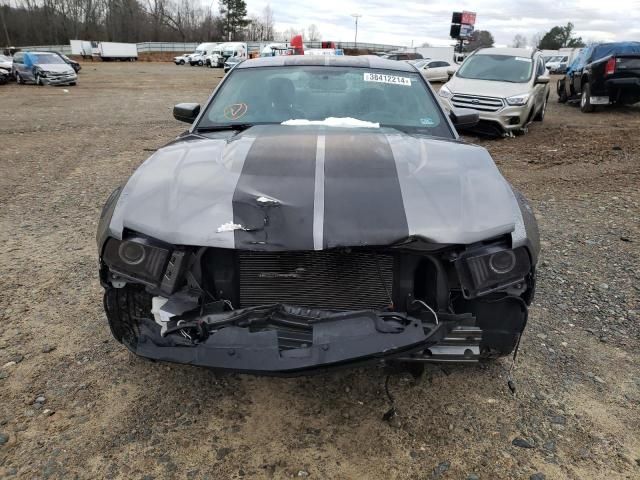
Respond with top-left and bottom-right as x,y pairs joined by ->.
351,13 -> 362,47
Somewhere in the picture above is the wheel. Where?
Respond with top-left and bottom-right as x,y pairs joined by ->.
103,285 -> 152,349
69,82 -> 76,86
16,72 -> 23,84
198,60 -> 203,66
534,95 -> 547,121
580,83 -> 595,113
557,80 -> 568,103
179,60 -> 185,65
35,74 -> 43,85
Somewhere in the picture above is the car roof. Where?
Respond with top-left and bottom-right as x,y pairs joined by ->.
236,55 -> 416,72
475,47 -> 535,57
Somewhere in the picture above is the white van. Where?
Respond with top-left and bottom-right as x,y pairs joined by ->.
189,43 -> 220,66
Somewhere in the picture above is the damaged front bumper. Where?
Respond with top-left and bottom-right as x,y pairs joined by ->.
108,294 -> 467,375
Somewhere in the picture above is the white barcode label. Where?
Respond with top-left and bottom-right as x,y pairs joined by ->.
364,72 -> 412,86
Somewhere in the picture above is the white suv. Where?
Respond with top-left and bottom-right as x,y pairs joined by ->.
438,48 -> 550,136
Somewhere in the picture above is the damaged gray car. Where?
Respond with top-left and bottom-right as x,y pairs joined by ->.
97,56 -> 539,375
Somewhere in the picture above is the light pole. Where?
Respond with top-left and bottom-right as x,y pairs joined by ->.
351,13 -> 362,48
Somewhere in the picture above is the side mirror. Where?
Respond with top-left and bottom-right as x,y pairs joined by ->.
449,108 -> 479,129
535,75 -> 550,84
173,103 -> 200,123
447,67 -> 456,75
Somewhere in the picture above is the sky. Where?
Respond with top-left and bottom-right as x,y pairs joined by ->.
245,0 -> 640,47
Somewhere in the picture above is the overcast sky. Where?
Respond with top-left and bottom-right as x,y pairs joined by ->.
246,0 -> 640,47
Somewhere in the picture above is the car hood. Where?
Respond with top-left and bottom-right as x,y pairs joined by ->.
36,63 -> 75,74
108,125 -> 521,250
446,76 -> 532,99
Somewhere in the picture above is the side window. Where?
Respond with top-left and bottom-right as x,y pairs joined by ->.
441,61 -> 450,67
14,53 -> 23,64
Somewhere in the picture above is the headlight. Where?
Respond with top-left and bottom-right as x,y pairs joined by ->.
102,236 -> 170,285
506,93 -> 530,106
438,85 -> 453,99
455,246 -> 531,298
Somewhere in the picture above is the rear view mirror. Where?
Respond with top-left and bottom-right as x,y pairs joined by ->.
173,103 -> 201,123
449,108 -> 479,129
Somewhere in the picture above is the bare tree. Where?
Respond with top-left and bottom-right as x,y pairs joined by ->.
306,23 -> 320,41
511,34 -> 527,48
530,32 -> 543,49
261,4 -> 273,40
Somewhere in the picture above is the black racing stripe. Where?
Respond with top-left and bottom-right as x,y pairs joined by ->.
233,127 -> 317,250
323,132 -> 409,248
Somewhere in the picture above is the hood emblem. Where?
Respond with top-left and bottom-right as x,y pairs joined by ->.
471,98 -> 480,104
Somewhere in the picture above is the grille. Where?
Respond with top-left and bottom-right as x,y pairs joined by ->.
238,250 -> 394,310
451,94 -> 504,112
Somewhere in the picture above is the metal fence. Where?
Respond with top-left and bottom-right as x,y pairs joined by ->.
19,41 -> 404,56
17,44 -> 72,54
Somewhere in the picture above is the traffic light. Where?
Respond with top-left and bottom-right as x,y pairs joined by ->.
452,12 -> 462,24
450,24 -> 461,38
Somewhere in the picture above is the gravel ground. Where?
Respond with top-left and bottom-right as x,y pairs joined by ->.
0,62 -> 638,480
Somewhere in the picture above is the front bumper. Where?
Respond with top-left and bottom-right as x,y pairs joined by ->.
108,295 -> 461,375
41,73 -> 77,85
440,97 -> 533,134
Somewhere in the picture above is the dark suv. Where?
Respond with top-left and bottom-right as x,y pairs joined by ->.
381,52 -> 424,61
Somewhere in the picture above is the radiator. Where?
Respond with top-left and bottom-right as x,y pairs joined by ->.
237,250 -> 394,310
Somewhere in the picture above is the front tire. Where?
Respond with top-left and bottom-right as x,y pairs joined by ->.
580,83 -> 595,113
16,72 -> 23,84
179,60 -> 185,65
198,60 -> 203,66
103,285 -> 152,348
557,80 -> 568,103
35,74 -> 43,86
534,95 -> 548,121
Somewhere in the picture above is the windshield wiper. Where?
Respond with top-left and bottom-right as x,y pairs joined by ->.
195,124 -> 255,133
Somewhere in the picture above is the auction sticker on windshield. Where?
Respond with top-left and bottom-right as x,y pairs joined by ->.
364,72 -> 411,86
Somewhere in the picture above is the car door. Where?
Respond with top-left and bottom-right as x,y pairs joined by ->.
12,52 -> 25,79
422,61 -> 441,80
431,61 -> 452,81
533,57 -> 548,109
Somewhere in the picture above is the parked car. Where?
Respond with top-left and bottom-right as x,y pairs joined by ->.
173,54 -> 190,65
0,66 -> 10,84
417,59 -> 458,82
381,51 -> 423,61
0,54 -> 12,71
544,55 -> 569,74
97,55 -> 539,375
438,47 -> 550,136
223,56 -> 243,73
12,51 -> 77,86
54,52 -> 81,73
557,42 -> 640,112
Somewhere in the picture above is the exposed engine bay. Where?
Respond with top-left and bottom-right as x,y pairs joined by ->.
100,233 -> 534,375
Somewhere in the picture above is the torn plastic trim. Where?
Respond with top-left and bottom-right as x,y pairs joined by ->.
126,303 -> 461,375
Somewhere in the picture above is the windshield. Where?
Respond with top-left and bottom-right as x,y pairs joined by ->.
32,53 -> 66,65
197,66 -> 452,137
457,54 -> 533,83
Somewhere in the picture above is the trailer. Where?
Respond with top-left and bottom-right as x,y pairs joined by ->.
94,42 -> 138,61
70,40 -> 93,58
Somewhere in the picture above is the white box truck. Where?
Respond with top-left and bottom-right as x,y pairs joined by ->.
95,42 -> 138,61
70,40 -> 93,58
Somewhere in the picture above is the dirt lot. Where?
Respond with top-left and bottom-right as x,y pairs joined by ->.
0,62 -> 638,480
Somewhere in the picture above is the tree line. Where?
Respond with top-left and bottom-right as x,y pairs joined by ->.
0,0 -> 321,47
